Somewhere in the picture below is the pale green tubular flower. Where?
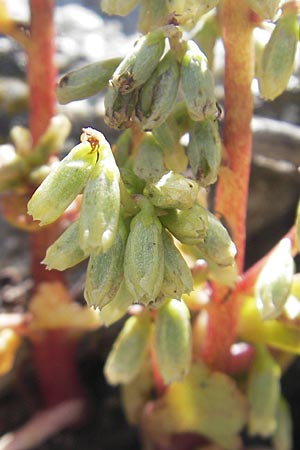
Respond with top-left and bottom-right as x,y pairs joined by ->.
154,298 -> 192,384
79,130 -> 120,255
27,140 -> 97,226
124,200 -> 164,305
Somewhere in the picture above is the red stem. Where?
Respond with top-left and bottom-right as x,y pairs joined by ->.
27,0 -> 64,286
31,330 -> 85,407
27,0 -> 55,146
26,0 -> 85,408
199,0 -> 254,371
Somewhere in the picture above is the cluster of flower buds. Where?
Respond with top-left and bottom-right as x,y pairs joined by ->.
0,115 -> 71,193
104,298 -> 192,386
257,7 -> 299,100
101,0 -> 219,32
28,127 -> 121,256
27,121 -> 236,326
55,13 -> 222,187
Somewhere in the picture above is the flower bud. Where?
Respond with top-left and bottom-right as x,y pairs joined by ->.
104,86 -> 137,129
135,51 -> 180,131
133,134 -> 166,181
272,397 -> 292,450
56,58 -> 121,104
144,171 -> 198,210
111,30 -> 165,93
84,218 -> 128,309
161,229 -> 193,299
247,345 -> 281,437
246,0 -> 280,20
154,298 -> 192,384
177,0 -> 219,29
192,12 -> 220,68
29,115 -> 71,165
138,0 -> 169,33
124,201 -> 164,304
160,204 -> 208,245
101,0 -> 140,16
79,132 -> 120,254
27,141 -> 97,226
205,256 -> 238,287
114,129 -> 131,167
165,0 -> 186,14
196,211 -> 237,267
99,280 -> 133,326
0,145 -> 27,192
42,220 -> 87,271
152,118 -> 188,173
166,0 -> 219,29
255,238 -> 294,320
258,10 -> 299,100
104,313 -> 152,385
120,166 -> 145,195
187,119 -> 221,186
181,40 -> 217,121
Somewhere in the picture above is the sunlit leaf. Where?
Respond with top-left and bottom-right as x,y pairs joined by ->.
144,363 -> 248,450
29,282 -> 100,330
255,238 -> 294,320
238,296 -> 300,354
0,329 -> 20,375
247,345 -> 281,437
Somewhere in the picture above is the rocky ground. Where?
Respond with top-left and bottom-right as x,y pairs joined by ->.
0,1 -> 300,449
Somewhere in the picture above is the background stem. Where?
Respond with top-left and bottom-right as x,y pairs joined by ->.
27,0 -> 64,286
199,0 -> 254,371
26,0 -> 85,408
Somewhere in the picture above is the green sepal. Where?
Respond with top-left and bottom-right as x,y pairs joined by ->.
99,280 -> 133,326
124,201 -> 164,304
247,344 -> 281,438
27,141 -> 97,226
272,397 -> 292,450
104,86 -> 137,129
196,210 -> 236,267
42,219 -> 87,271
79,134 -> 120,254
258,10 -> 299,100
56,58 -> 121,104
111,30 -> 165,93
144,171 -> 198,210
101,0 -> 140,16
104,312 -> 152,385
181,39 -> 217,121
138,0 -> 169,33
154,298 -> 192,384
160,204 -> 208,245
255,238 -> 294,320
84,218 -> 128,309
133,134 -> 166,181
187,119 -> 221,187
161,229 -> 193,299
135,51 -> 180,131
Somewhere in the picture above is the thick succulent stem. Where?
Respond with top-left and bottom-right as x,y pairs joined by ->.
200,0 -> 254,371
